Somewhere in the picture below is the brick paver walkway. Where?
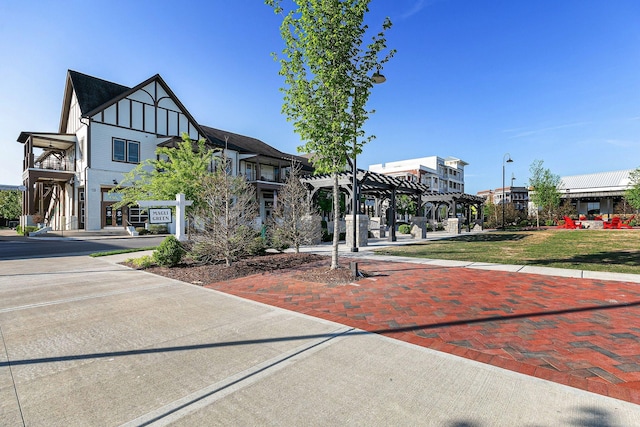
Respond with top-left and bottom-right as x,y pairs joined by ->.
205,257 -> 640,404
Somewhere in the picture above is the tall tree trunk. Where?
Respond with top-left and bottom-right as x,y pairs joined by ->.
331,172 -> 340,269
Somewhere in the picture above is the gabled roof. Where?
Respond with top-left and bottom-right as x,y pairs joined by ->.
560,170 -> 633,191
59,70 -> 130,132
68,70 -> 130,115
200,125 -> 312,170
201,126 -> 287,157
57,70 -> 311,170
59,70 -> 129,133
61,70 -> 208,140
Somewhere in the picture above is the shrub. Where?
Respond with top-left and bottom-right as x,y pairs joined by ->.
153,235 -> 185,267
398,224 -> 411,234
545,219 -> 556,226
323,232 -> 347,242
426,223 -> 434,232
126,255 -> 155,269
322,232 -> 347,242
17,225 -> 38,236
148,224 -> 168,234
269,231 -> 291,251
136,227 -> 151,235
245,236 -> 267,256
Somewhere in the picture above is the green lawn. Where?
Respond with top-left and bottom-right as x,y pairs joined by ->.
375,229 -> 640,274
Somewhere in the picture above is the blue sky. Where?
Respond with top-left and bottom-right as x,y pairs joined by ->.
1,0 -> 639,194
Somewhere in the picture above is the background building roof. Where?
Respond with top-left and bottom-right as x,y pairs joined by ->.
560,170 -> 633,192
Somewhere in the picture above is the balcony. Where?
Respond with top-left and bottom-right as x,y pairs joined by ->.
34,157 -> 75,172
23,153 -> 75,185
244,173 -> 286,183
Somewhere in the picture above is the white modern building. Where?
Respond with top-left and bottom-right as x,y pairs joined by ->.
368,156 -> 467,193
17,70 -> 310,231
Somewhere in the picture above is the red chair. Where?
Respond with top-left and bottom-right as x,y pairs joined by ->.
620,215 -> 635,229
560,216 -> 582,229
603,217 -> 621,229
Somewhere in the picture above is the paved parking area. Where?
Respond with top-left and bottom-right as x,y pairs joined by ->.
207,255 -> 640,405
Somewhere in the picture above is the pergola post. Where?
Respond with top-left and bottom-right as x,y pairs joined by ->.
388,187 -> 397,242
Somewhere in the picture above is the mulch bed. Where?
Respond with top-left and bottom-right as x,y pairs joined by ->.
137,253 -> 361,286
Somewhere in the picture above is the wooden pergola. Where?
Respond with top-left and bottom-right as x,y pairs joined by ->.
300,169 -> 485,238
420,192 -> 486,232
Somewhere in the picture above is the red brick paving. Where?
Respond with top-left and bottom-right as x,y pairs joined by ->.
205,257 -> 640,405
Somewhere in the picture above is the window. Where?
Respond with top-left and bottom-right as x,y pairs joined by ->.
127,140 -> 139,163
112,138 -> 140,163
113,139 -> 125,162
587,202 -> 600,215
244,162 -> 256,181
128,206 -> 148,226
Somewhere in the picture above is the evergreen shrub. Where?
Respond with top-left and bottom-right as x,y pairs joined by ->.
153,235 -> 185,267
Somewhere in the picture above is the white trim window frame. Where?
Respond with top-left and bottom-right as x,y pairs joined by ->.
112,137 -> 140,164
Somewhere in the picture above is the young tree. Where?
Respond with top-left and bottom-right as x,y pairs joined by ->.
0,190 -> 21,223
112,133 -> 215,213
190,153 -> 259,267
482,197 -> 497,228
624,167 -> 640,213
266,0 -> 395,269
528,159 -> 561,227
270,161 -> 322,252
557,199 -> 577,219
396,195 -> 417,220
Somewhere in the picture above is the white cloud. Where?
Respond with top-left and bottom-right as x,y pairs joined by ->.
604,139 -> 639,148
503,122 -> 588,139
399,0 -> 444,20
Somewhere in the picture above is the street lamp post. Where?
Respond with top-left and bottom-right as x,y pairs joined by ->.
351,71 -> 386,253
502,153 -> 513,230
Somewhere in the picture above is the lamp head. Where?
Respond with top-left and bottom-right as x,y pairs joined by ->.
372,71 -> 386,84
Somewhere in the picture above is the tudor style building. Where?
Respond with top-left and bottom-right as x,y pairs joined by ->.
17,70 -> 309,232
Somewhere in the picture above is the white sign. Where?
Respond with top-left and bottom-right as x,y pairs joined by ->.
138,194 -> 193,241
149,208 -> 172,224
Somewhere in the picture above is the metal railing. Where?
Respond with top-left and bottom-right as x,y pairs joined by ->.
34,158 -> 75,172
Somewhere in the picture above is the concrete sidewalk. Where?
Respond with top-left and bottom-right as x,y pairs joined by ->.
1,253 -> 639,426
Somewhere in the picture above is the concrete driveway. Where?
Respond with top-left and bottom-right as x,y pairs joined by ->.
1,253 -> 639,426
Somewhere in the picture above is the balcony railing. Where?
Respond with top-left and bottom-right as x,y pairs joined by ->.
34,158 -> 75,172
243,172 -> 287,183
